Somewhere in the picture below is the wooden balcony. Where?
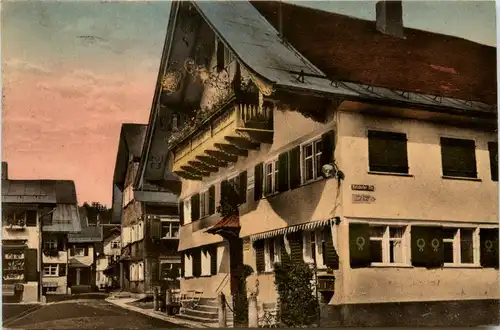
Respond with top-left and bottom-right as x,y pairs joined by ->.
172,102 -> 273,180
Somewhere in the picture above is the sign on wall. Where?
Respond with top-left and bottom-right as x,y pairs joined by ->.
352,194 -> 376,204
351,184 -> 375,192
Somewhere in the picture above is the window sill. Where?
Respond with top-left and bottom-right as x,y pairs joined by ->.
368,171 -> 413,178
200,274 -> 212,278
443,264 -> 481,269
370,263 -> 413,268
442,176 -> 481,182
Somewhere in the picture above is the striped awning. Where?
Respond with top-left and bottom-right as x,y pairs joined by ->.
249,218 -> 335,242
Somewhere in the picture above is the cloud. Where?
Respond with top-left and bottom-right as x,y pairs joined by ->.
3,58 -> 51,75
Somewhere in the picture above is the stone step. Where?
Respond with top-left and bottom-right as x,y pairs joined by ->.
182,307 -> 218,320
176,312 -> 220,324
195,304 -> 218,313
198,297 -> 218,307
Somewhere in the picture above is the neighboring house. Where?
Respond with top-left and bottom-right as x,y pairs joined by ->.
67,209 -> 102,294
136,0 -> 499,326
2,162 -> 82,302
96,227 -> 121,290
112,123 -> 181,294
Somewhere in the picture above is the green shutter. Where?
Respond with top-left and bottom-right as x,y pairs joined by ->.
277,151 -> 289,193
191,194 -> 200,221
239,171 -> 247,204
208,185 -> 216,215
349,223 -> 371,268
210,246 -> 218,275
192,249 -> 202,277
179,201 -> 184,225
488,142 -> 498,181
24,249 -> 38,282
323,226 -> 339,270
254,163 -> 264,201
289,146 -> 301,189
288,232 -> 303,264
480,228 -> 499,268
254,240 -> 265,273
320,130 -> 335,168
411,226 -> 444,268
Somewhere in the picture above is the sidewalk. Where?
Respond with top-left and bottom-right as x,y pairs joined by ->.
105,297 -> 214,328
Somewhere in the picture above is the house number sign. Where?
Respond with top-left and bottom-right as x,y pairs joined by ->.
351,184 -> 375,192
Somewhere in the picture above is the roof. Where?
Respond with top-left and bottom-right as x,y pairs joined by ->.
2,180 -> 78,204
112,123 -> 147,186
251,1 -> 497,105
67,208 -> 102,243
68,258 -> 91,268
206,214 -> 240,234
42,204 -> 82,233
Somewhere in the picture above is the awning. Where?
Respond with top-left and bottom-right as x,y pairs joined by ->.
3,285 -> 15,296
205,214 -> 240,235
2,240 -> 28,250
68,258 -> 90,268
103,263 -> 120,276
42,282 -> 58,288
249,218 -> 335,242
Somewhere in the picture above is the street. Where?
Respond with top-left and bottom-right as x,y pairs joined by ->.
3,298 -> 185,329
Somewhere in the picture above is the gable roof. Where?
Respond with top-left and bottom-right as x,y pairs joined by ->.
113,123 -> 147,186
67,207 -> 102,243
2,180 -> 78,204
251,1 -> 497,105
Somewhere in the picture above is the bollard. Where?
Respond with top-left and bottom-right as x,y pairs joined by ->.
153,287 -> 159,311
218,292 -> 227,328
248,293 -> 258,328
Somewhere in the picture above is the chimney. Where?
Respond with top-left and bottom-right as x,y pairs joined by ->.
2,162 -> 8,180
376,1 -> 404,38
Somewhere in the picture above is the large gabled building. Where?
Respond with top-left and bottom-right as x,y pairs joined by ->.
137,0 -> 498,326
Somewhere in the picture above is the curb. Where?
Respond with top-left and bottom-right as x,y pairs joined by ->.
105,298 -> 211,328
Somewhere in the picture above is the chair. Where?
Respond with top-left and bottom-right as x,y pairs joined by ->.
258,302 -> 279,328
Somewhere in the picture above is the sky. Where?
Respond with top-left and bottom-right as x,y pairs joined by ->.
2,0 -> 497,207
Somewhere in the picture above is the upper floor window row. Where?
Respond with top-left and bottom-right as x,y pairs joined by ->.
368,130 -> 498,181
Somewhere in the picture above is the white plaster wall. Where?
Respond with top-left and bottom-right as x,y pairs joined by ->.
3,227 -> 39,249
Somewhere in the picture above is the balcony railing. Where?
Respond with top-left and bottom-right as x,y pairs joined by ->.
172,101 -> 274,180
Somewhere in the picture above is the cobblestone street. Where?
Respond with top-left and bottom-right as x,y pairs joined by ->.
3,299 -> 185,329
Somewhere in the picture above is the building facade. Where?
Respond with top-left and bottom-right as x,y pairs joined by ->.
138,0 -> 499,326
96,227 -> 121,290
113,124 -> 181,294
2,162 -> 82,302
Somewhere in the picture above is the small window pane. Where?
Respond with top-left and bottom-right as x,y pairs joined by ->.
443,228 -> 457,240
444,241 -> 454,263
370,226 -> 385,238
370,240 -> 383,263
389,227 -> 404,238
304,158 -> 314,181
460,229 -> 474,264
303,144 -> 313,158
389,240 -> 404,263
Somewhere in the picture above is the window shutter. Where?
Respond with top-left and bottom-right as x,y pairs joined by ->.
191,194 -> 200,221
84,246 -> 89,256
289,146 -> 301,189
180,252 -> 185,277
151,218 -> 162,239
488,142 -> 498,181
320,130 -> 335,167
216,40 -> 225,72
25,249 -> 38,282
179,201 -> 184,225
26,210 -> 37,227
220,180 -> 228,205
277,151 -> 289,193
238,171 -> 247,204
480,228 -> 499,268
440,138 -> 477,178
254,240 -> 265,273
411,226 -> 444,268
349,223 -> 371,268
59,263 -> 67,276
208,185 -> 216,215
323,226 -> 339,270
279,236 -> 291,266
288,232 -> 303,264
192,249 -> 202,277
254,163 -> 264,201
210,246 -> 218,275
57,236 -> 65,251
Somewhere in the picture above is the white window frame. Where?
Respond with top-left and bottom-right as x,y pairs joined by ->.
303,229 -> 329,269
138,262 -> 144,281
199,190 -> 210,218
138,222 -> 144,241
443,227 -> 479,266
370,225 -> 410,266
300,138 -> 323,184
72,246 -> 86,257
44,239 -> 57,250
184,253 -> 193,278
43,264 -> 58,277
161,221 -> 180,239
201,249 -> 211,276
110,240 -> 120,249
263,159 -> 279,196
183,199 -> 192,225
264,238 -> 281,272
123,185 -> 134,208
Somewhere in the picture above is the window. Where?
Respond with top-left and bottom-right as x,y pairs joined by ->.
44,239 -> 57,250
123,185 -> 134,207
443,228 -> 477,265
370,225 -> 408,265
488,142 -> 498,181
302,139 -> 323,182
303,228 -> 330,269
264,238 -> 281,272
161,221 -> 180,239
201,249 -> 211,276
200,190 -> 210,218
137,222 -> 143,241
227,176 -> 240,192
183,199 -> 192,225
138,262 -> 144,281
172,114 -> 178,130
440,137 -> 477,178
263,160 -> 279,195
43,264 -> 58,276
110,240 -> 120,249
368,130 -> 408,174
46,287 -> 57,293
184,253 -> 193,277
72,247 -> 86,257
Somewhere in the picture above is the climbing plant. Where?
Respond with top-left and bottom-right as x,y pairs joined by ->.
274,260 -> 319,327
